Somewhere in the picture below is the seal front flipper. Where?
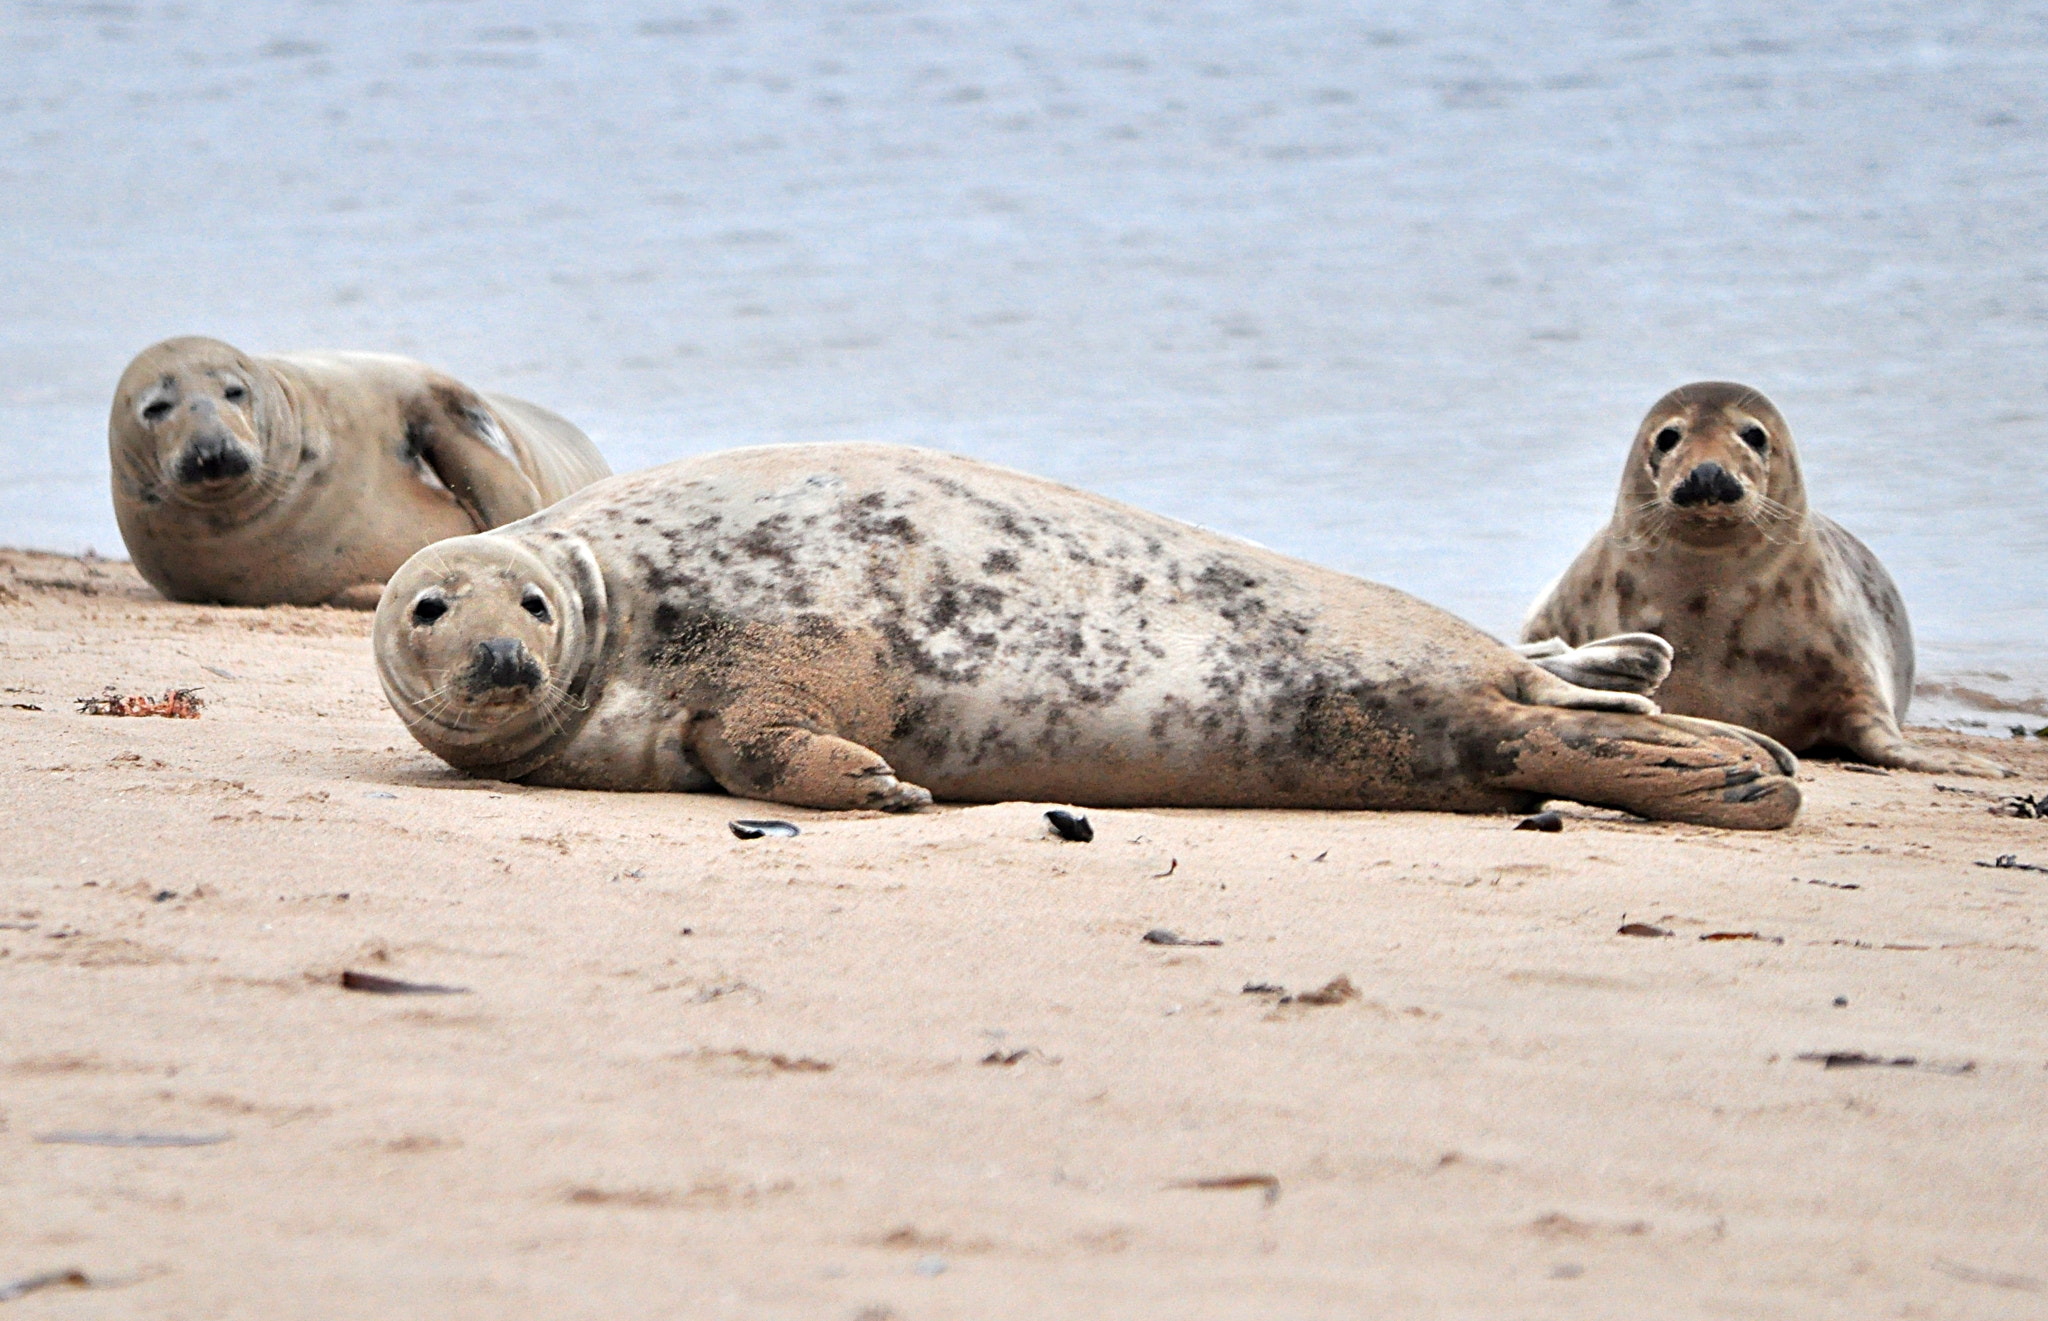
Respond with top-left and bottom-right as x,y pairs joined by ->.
406,382 -> 546,529
688,712 -> 935,812
1828,705 -> 2014,779
1516,633 -> 1673,696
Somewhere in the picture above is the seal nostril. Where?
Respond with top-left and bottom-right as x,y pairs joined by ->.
469,637 -> 540,693
1671,462 -> 1743,508
174,436 -> 253,485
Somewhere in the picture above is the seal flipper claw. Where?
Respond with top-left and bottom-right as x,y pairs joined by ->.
1649,714 -> 1798,777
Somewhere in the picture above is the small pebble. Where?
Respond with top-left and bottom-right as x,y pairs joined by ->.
912,1256 -> 947,1277
1044,809 -> 1093,842
729,819 -> 799,839
1516,810 -> 1564,832
1833,996 -> 1848,1007
365,791 -> 397,800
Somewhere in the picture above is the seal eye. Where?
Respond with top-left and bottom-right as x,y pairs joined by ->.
141,399 -> 173,422
411,596 -> 449,626
1740,426 -> 1768,453
223,383 -> 247,403
520,586 -> 552,623
1653,427 -> 1682,452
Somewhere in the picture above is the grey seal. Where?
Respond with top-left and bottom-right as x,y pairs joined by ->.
110,336 -> 611,606
1523,381 -> 2009,778
374,444 -> 1802,828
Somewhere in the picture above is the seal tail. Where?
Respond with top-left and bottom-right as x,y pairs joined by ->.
1485,705 -> 1801,830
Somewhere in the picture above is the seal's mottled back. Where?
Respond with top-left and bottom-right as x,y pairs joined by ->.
376,444 -> 1802,827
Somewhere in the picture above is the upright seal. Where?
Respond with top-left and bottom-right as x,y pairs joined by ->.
1522,382 -> 2009,777
110,336 -> 611,606
374,444 -> 1801,828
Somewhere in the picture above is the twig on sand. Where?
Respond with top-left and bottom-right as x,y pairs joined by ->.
340,970 -> 469,995
1169,1173 -> 1281,1205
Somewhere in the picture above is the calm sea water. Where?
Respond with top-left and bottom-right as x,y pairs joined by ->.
4,1 -> 2043,725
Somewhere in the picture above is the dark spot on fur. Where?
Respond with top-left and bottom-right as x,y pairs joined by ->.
735,515 -> 798,567
981,549 -> 1019,575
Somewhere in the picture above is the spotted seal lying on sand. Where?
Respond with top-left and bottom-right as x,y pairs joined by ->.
374,444 -> 1801,828
110,336 -> 611,606
1523,381 -> 2009,777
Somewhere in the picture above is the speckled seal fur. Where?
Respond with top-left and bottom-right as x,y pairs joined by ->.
375,444 -> 1804,828
110,336 -> 611,606
1523,382 -> 2010,778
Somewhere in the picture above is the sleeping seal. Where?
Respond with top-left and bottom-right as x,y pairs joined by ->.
1522,381 -> 2009,777
374,444 -> 1801,828
110,336 -> 611,606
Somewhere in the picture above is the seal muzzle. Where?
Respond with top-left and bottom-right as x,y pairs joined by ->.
1669,461 -> 1745,508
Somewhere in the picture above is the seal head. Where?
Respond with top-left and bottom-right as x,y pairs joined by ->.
111,336 -> 293,520
1620,381 -> 1806,550
374,531 -> 608,780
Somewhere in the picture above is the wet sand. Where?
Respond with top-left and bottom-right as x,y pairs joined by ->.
2,549 -> 2044,1319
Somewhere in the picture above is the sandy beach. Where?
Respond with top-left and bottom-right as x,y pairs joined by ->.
0,547 -> 2043,1318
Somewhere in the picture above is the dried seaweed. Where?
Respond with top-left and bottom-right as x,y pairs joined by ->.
74,688 -> 204,718
1289,975 -> 1358,1006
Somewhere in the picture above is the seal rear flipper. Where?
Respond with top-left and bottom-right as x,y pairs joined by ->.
1514,660 -> 1659,715
1517,632 -> 1673,696
1491,707 -> 1801,830
689,714 -> 934,812
1649,713 -> 1798,777
407,384 -> 546,529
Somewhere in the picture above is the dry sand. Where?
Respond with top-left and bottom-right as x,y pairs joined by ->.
2,548 -> 2044,1319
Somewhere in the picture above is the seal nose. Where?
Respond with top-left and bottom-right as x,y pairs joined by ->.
174,433 -> 253,485
468,637 -> 541,693
1670,461 -> 1745,508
